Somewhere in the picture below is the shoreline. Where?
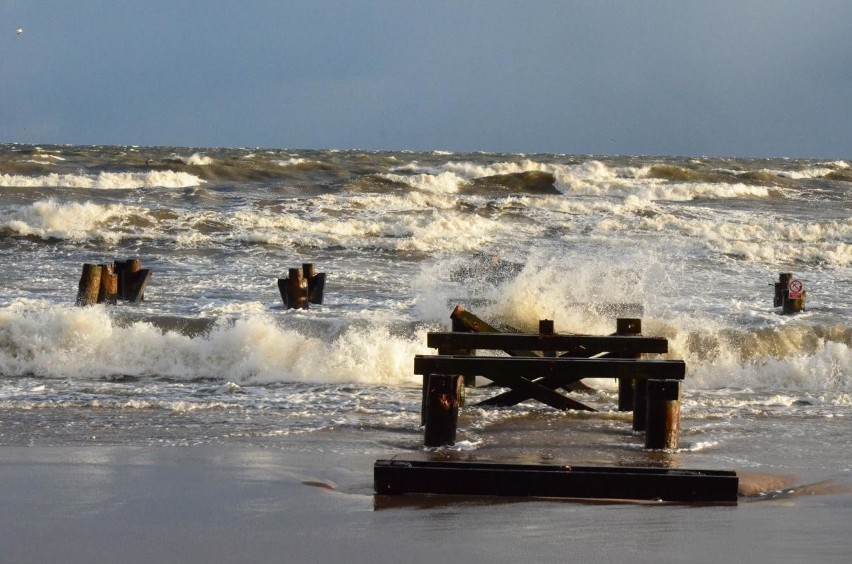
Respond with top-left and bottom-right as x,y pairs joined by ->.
2,425 -> 850,564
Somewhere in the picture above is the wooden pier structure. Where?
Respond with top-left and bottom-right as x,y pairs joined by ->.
382,306 -> 741,504
418,306 -> 683,450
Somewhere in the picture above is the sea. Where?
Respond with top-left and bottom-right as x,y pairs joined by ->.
0,144 -> 851,561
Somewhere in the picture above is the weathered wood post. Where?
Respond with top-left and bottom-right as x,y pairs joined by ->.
449,309 -> 476,387
115,258 -> 151,302
645,380 -> 681,449
303,263 -> 327,305
539,319 -> 555,357
421,311 -> 471,425
423,374 -> 460,447
616,318 -> 641,412
421,367 -> 466,426
76,264 -> 102,306
278,268 -> 309,309
97,263 -> 118,304
632,376 -> 649,432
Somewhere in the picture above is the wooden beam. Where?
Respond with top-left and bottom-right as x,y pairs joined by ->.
414,355 -> 685,381
374,459 -> 738,504
477,374 -> 596,410
427,332 -> 668,354
474,372 -> 596,411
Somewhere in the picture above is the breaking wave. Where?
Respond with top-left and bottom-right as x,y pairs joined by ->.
0,170 -> 204,189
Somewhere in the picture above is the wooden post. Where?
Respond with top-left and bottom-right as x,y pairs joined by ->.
278,267 -> 309,309
632,378 -> 648,432
616,318 -> 640,411
76,264 -> 102,306
773,273 -> 788,308
126,259 -> 150,303
423,311 -> 472,422
126,258 -> 142,275
114,258 -> 150,302
423,374 -> 459,447
421,372 -> 466,426
127,268 -> 151,303
97,263 -> 118,304
301,263 -> 327,305
302,262 -> 316,280
450,311 -> 476,387
539,319 -> 555,357
645,380 -> 681,449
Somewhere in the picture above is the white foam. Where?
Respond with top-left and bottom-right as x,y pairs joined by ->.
170,152 -> 214,166
388,158 -> 780,202
2,200 -> 138,242
276,157 -> 311,166
0,302 -> 430,386
769,161 -> 849,179
381,171 -> 464,193
0,170 -> 205,189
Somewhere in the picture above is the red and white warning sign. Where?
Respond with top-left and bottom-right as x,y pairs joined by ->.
788,278 -> 803,299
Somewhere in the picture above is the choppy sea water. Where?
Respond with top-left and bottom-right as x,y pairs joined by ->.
0,144 -> 849,493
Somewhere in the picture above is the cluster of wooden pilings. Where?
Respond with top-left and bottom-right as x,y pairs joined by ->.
417,307 -> 683,451
277,263 -> 326,309
773,272 -> 806,314
76,259 -> 151,306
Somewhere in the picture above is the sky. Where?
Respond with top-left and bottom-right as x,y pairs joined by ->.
2,1 -> 851,158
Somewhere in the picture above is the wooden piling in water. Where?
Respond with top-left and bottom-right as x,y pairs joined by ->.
449,309 -> 477,387
279,267 -> 309,309
423,374 -> 460,447
115,258 -> 151,302
78,258 -> 151,306
539,319 -> 555,357
645,379 -> 681,449
97,263 -> 118,304
303,263 -> 327,305
616,318 -> 640,412
422,312 -> 472,425
76,263 -> 103,306
278,263 -> 326,309
632,378 -> 649,432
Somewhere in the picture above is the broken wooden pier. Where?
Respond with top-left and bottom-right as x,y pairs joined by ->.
418,307 -> 683,450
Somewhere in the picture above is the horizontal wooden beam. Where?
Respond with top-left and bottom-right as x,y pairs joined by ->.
414,355 -> 685,380
374,459 -> 738,503
427,332 -> 668,354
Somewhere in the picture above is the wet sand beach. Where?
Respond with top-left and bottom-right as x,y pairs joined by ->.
2,415 -> 850,564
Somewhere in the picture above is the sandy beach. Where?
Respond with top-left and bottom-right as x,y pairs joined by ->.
2,419 -> 850,564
